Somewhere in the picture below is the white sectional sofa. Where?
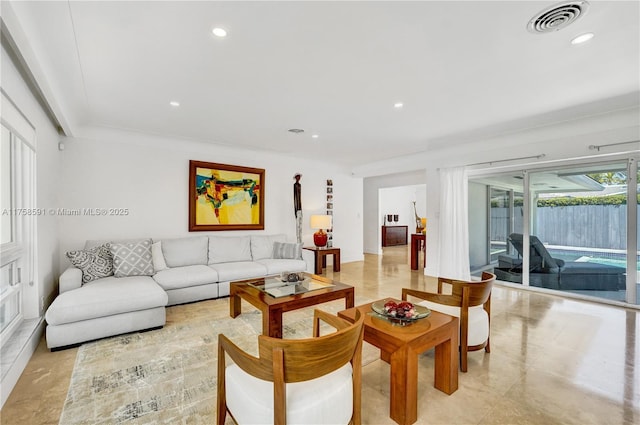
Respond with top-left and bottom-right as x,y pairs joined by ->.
45,234 -> 312,350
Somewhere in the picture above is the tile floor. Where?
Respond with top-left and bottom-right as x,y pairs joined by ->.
1,246 -> 638,424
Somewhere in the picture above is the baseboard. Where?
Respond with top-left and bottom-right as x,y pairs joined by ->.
0,318 -> 45,408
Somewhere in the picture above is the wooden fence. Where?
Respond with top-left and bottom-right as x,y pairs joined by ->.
490,205 -> 639,250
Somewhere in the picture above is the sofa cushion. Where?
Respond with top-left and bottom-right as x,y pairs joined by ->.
226,362 -> 353,425
209,262 -> 268,282
110,239 -> 155,277
66,244 -> 114,285
256,259 -> 306,275
208,236 -> 252,264
152,241 -> 169,272
153,265 -> 219,290
161,236 -> 208,267
45,276 -> 167,326
272,241 -> 303,260
250,234 -> 286,260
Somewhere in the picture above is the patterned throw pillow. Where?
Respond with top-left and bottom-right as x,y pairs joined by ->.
272,241 -> 303,260
110,239 -> 155,278
66,244 -> 114,285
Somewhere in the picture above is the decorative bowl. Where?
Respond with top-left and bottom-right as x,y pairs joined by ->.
371,299 -> 430,325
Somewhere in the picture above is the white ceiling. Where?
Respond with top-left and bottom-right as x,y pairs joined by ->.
6,1 -> 640,167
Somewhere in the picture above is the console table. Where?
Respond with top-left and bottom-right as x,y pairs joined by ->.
303,247 -> 341,274
382,225 -> 408,247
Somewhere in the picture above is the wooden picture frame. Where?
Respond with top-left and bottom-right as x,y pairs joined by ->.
189,160 -> 265,231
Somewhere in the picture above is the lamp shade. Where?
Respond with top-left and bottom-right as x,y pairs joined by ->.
310,215 -> 332,230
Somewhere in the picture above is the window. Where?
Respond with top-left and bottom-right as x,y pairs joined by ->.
0,94 -> 36,341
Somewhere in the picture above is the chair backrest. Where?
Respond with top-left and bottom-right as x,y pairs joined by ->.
508,233 -> 560,271
438,271 -> 495,308
227,309 -> 364,384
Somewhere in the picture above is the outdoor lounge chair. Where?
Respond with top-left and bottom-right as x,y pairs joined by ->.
495,233 -> 626,291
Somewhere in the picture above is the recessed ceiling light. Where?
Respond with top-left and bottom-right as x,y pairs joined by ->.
571,32 -> 594,45
311,134 -> 319,139
212,27 -> 227,37
169,101 -> 180,107
394,102 -> 404,109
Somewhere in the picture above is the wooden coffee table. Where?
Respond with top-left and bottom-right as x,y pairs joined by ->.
229,273 -> 354,338
338,300 -> 459,425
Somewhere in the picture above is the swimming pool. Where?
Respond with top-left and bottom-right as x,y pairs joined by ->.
548,248 -> 640,271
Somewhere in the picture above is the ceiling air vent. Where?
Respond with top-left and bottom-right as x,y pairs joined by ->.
527,1 -> 589,34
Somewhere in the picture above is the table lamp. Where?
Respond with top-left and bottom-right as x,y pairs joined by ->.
310,214 -> 332,248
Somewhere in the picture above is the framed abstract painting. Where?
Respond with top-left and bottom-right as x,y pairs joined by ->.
189,160 -> 265,231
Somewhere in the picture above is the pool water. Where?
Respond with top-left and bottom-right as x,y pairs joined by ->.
548,249 -> 640,271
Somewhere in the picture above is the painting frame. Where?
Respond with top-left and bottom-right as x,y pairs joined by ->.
189,160 -> 265,231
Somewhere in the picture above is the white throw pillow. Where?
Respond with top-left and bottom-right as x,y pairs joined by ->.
250,234 -> 287,260
151,241 -> 169,272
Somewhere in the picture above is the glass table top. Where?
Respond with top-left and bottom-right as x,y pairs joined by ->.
248,276 -> 334,298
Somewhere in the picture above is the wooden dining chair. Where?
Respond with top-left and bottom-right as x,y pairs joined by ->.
402,271 -> 495,372
217,309 -> 365,425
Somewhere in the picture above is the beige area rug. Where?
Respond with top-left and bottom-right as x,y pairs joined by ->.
59,297 -> 378,424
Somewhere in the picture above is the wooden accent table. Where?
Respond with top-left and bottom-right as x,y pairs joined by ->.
229,274 -> 354,338
410,234 -> 426,270
302,247 -> 341,274
338,300 -> 458,425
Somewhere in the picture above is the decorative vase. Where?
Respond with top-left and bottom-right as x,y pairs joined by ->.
393,215 -> 399,222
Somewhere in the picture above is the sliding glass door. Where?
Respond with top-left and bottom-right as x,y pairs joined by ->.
525,163 -> 630,302
489,188 -> 523,263
471,157 -> 639,305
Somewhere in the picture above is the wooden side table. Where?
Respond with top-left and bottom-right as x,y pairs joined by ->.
410,234 -> 426,270
303,247 -> 341,274
338,301 -> 458,425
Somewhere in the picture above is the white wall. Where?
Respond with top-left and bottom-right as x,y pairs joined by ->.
379,184 -> 426,230
363,170 -> 427,254
58,127 -> 364,268
352,106 -> 640,179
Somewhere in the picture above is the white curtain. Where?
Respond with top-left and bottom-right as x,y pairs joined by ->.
438,166 -> 471,280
